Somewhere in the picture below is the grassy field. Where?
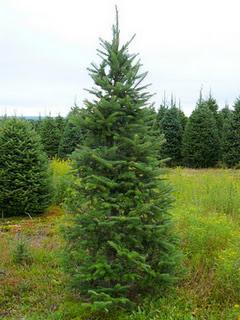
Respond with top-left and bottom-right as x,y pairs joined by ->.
1,164 -> 240,319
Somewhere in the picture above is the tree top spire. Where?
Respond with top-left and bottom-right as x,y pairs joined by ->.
112,5 -> 120,48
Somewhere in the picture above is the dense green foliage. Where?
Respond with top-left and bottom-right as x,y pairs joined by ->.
220,105 -> 233,163
159,105 -> 184,166
182,97 -> 220,168
156,102 -> 167,130
221,98 -> 240,167
62,11 -> 179,312
0,118 -> 51,217
38,115 -> 65,158
204,93 -> 221,127
58,106 -> 85,158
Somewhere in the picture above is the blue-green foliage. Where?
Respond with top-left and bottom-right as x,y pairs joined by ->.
62,9 -> 180,313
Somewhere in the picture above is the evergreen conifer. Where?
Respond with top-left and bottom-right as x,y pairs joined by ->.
39,115 -> 65,158
0,118 -> 51,217
182,97 -> 219,168
160,105 -> 183,166
219,105 -> 232,163
204,93 -> 222,134
62,9 -> 179,312
222,99 -> 240,167
58,106 -> 85,158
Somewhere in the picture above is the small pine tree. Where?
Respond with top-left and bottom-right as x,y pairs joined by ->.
12,237 -> 33,265
0,118 -> 51,217
39,115 -> 65,158
182,97 -> 220,168
62,9 -> 179,312
222,98 -> 240,167
58,106 -> 85,158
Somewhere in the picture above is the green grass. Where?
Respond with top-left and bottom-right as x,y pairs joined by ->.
50,158 -> 73,206
1,166 -> 240,319
0,210 -> 66,319
170,168 -> 240,216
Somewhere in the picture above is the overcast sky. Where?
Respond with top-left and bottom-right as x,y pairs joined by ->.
1,0 -> 240,116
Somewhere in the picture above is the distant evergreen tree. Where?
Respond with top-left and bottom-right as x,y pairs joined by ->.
219,105 -> 232,163
205,92 -> 218,114
204,93 -> 222,134
220,104 -> 232,121
182,97 -> 220,168
55,114 -> 66,133
153,103 -> 167,161
26,118 -> 37,128
34,115 -> 43,133
62,9 -> 179,312
157,104 -> 168,123
39,115 -> 65,158
222,98 -> 240,167
0,118 -> 51,217
176,104 -> 188,131
17,116 -> 42,135
146,105 -> 158,126
155,96 -> 187,166
160,105 -> 183,166
58,106 -> 86,158
156,96 -> 168,131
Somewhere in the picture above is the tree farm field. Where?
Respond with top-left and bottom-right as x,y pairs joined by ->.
1,162 -> 240,320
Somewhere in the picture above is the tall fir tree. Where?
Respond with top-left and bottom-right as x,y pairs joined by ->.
0,118 -> 51,217
62,9 -> 179,312
182,96 -> 220,168
222,98 -> 240,167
